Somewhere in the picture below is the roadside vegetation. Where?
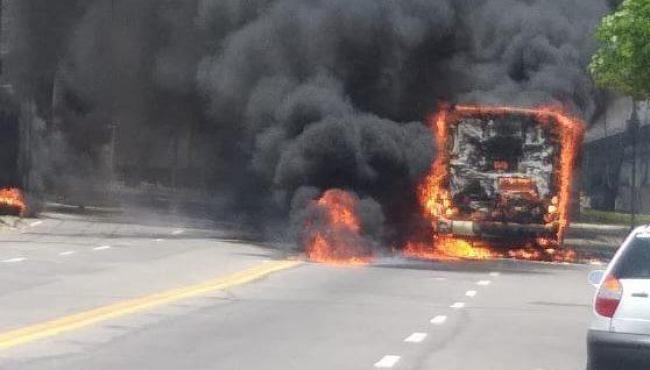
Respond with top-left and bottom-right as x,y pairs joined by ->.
590,0 -> 650,99
578,208 -> 650,225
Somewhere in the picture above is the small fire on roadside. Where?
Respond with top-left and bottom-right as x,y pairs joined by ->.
0,188 -> 27,217
304,189 -> 373,265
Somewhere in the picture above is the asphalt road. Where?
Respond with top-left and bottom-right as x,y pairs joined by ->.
0,211 -> 598,370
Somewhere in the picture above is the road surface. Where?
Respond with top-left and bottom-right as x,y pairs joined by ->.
0,211 -> 598,370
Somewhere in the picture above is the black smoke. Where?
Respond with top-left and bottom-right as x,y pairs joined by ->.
6,0 -> 610,247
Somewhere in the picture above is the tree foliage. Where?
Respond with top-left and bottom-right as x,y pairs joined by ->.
590,0 -> 650,100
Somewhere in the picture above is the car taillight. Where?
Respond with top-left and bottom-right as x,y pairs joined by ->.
595,275 -> 623,318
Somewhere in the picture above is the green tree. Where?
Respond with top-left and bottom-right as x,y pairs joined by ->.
590,0 -> 650,100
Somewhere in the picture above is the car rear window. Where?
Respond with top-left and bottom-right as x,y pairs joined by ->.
613,236 -> 650,279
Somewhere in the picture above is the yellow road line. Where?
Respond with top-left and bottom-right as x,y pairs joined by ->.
0,259 -> 301,350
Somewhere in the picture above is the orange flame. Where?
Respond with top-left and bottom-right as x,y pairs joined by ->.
0,188 -> 27,217
507,248 -> 543,260
435,237 -> 496,259
304,189 -> 372,265
408,104 -> 583,261
404,237 -> 498,261
507,247 -> 578,263
419,109 -> 450,220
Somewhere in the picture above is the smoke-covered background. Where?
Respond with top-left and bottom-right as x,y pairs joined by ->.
4,0 -> 613,246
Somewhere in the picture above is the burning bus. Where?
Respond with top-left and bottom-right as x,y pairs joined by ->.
418,104 -> 584,252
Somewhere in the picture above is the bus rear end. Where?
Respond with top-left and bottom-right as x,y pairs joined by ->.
422,105 -> 583,249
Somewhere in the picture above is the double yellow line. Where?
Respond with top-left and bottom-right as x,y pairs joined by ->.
0,259 -> 301,350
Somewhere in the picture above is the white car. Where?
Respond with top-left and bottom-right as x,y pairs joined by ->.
587,226 -> 650,369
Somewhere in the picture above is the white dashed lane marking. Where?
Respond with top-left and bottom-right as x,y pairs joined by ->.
404,332 -> 427,343
374,265 -> 499,367
93,245 -> 111,251
171,229 -> 184,235
29,220 -> 43,227
387,271 -> 496,367
430,315 -> 447,325
2,257 -> 26,263
154,239 -> 165,242
374,355 -> 401,368
59,251 -> 76,256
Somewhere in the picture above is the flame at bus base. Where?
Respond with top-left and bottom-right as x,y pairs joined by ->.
408,104 -> 584,261
404,237 -> 497,261
304,189 -> 373,265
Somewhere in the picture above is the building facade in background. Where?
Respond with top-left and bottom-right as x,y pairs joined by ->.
0,0 -> 21,188
583,98 -> 650,213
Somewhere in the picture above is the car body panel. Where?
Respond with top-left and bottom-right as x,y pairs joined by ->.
611,279 -> 650,335
588,330 -> 650,366
589,228 -> 640,331
588,226 -> 650,367
589,312 -> 612,332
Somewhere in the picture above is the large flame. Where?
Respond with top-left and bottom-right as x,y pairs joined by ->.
419,109 -> 450,220
304,189 -> 373,265
409,104 -> 583,261
0,188 -> 27,217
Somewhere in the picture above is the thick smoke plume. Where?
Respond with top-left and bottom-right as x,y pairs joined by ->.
6,0 -> 610,247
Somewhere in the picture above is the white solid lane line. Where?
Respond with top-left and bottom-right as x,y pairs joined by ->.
450,302 -> 465,309
404,332 -> 427,343
477,280 -> 491,286
465,290 -> 477,298
59,251 -> 76,256
29,220 -> 43,227
430,315 -> 447,325
93,245 -> 111,251
171,229 -> 184,235
374,355 -> 401,368
2,257 -> 26,263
